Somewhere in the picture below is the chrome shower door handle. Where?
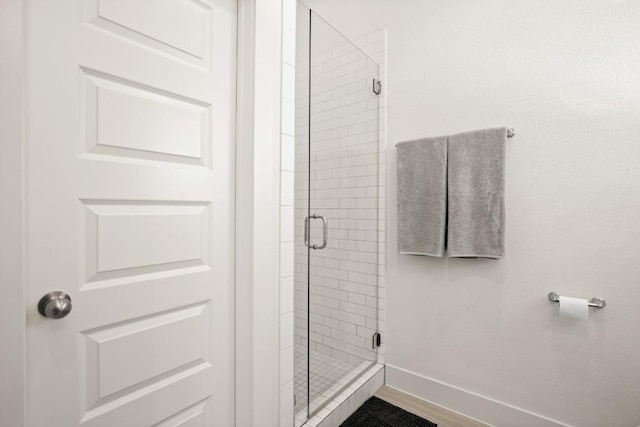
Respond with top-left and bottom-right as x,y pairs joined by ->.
311,214 -> 328,250
304,216 -> 310,248
304,214 -> 329,250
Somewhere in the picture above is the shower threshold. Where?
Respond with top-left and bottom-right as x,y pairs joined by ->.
294,343 -> 376,426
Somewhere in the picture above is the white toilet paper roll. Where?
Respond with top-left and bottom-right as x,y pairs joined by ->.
559,296 -> 589,320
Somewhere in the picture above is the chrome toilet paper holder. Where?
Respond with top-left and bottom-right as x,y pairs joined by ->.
548,292 -> 606,309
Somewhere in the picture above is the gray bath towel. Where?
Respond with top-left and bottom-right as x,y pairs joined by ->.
447,128 -> 506,259
397,137 -> 448,256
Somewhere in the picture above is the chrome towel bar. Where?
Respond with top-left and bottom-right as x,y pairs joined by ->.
395,128 -> 515,147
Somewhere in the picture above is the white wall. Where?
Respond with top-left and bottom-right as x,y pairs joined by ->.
303,1 -> 640,426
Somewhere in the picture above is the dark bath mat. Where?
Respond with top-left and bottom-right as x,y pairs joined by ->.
340,396 -> 437,427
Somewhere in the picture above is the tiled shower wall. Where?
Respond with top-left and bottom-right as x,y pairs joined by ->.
294,29 -> 387,368
280,0 -> 297,426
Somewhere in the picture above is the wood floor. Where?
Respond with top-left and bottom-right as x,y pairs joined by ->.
375,385 -> 493,427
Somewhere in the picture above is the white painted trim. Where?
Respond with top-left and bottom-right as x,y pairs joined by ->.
235,0 -> 283,426
0,0 -> 25,425
385,365 -> 570,427
235,0 -> 256,425
251,1 -> 283,424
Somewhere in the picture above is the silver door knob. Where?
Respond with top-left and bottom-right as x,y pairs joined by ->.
38,291 -> 72,319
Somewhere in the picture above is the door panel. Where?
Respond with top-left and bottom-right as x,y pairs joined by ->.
84,0 -> 214,69
24,1 -> 236,426
82,201 -> 210,277
82,69 -> 211,165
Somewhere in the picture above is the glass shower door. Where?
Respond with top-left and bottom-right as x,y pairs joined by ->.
305,9 -> 381,417
293,4 -> 381,423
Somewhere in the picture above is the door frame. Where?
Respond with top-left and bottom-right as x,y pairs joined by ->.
0,0 -> 283,425
235,0 -> 284,425
0,0 -> 26,425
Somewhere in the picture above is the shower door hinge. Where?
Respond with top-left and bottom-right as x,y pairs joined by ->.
372,332 -> 381,349
372,78 -> 382,95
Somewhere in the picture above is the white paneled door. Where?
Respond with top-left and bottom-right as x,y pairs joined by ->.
24,1 -> 236,426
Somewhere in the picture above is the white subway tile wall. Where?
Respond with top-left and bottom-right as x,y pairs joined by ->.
280,1 -> 297,426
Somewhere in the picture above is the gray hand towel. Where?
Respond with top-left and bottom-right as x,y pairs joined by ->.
397,137 -> 448,256
447,127 -> 506,259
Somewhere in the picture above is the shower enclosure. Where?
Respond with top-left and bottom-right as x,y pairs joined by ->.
294,3 -> 382,424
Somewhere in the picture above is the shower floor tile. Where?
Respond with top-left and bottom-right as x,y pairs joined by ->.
294,343 -> 373,422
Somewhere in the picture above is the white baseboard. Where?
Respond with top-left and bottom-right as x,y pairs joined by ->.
385,364 -> 570,427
